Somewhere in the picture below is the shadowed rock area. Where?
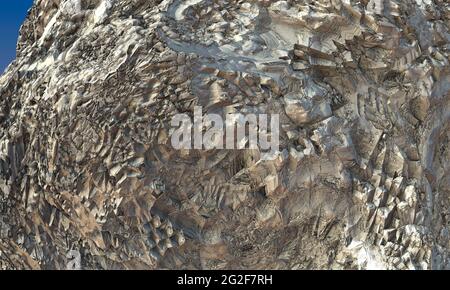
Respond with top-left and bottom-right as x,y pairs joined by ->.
0,0 -> 448,269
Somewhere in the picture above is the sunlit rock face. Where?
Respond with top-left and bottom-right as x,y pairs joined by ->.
0,0 -> 448,269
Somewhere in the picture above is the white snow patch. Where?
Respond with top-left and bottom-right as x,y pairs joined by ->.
94,0 -> 114,25
174,0 -> 204,21
38,11 -> 60,45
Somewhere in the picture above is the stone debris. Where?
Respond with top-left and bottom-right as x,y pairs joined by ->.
0,0 -> 448,269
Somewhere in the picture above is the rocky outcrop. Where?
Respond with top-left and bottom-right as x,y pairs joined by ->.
0,0 -> 448,269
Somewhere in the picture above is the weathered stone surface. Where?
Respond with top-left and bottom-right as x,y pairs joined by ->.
0,0 -> 448,269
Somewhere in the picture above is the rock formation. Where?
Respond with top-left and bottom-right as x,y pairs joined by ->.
0,0 -> 448,269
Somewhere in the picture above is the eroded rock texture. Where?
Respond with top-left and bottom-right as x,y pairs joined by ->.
0,0 -> 449,269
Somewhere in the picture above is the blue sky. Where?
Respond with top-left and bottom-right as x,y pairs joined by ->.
0,1 -> 34,72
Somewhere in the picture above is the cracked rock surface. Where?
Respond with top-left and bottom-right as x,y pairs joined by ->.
0,0 -> 449,269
